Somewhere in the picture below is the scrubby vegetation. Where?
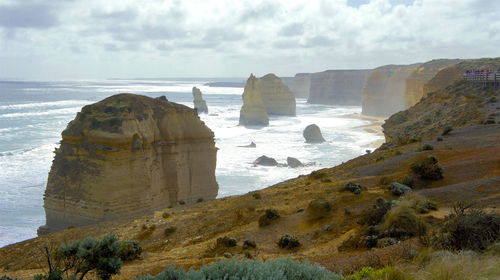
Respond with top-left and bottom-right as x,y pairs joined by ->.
258,209 -> 280,227
34,235 -> 141,280
307,199 -> 333,220
345,182 -> 362,194
137,258 -> 341,280
432,202 -> 500,251
410,155 -> 443,181
278,234 -> 300,249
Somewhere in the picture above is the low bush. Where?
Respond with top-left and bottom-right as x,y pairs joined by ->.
278,234 -> 300,250
310,170 -> 326,179
118,240 -> 142,261
242,240 -> 256,249
360,197 -> 392,226
137,258 -> 341,280
345,266 -> 409,280
420,144 -> 434,151
432,205 -> 500,251
410,155 -> 443,180
258,209 -> 280,227
442,126 -> 453,135
390,182 -> 412,196
216,236 -> 237,248
381,200 -> 427,240
163,226 -> 177,237
345,182 -> 362,195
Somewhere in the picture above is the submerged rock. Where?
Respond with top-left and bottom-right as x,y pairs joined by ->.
192,86 -> 208,113
38,93 -> 218,235
303,124 -> 326,143
238,141 -> 256,148
287,157 -> 303,168
254,155 -> 278,166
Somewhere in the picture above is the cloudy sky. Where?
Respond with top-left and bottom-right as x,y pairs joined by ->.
0,0 -> 499,80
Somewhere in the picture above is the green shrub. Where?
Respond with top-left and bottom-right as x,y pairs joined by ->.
251,192 -> 262,199
345,266 -> 409,280
345,182 -> 362,195
400,175 -> 416,188
242,240 -> 256,249
390,182 -> 412,196
118,240 -> 142,261
278,234 -> 300,250
421,144 -> 434,151
310,170 -> 326,179
410,155 -> 443,180
360,197 -> 392,226
216,236 -> 237,247
136,258 -> 341,280
432,206 -> 500,251
381,201 -> 427,239
34,235 -> 130,280
258,209 -> 280,227
161,212 -> 170,219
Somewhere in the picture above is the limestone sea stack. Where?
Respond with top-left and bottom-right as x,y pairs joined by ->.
308,70 -> 372,105
259,73 -> 296,115
192,86 -> 208,113
362,63 -> 421,117
303,124 -> 325,143
404,59 -> 461,108
239,74 -> 269,126
38,94 -> 218,235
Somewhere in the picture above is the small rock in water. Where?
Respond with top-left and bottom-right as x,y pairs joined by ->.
238,141 -> 256,148
303,124 -> 326,143
254,155 -> 278,166
287,157 -> 303,168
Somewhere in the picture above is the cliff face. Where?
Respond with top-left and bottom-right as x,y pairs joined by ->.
38,94 -> 218,234
307,70 -> 371,105
192,87 -> 208,113
362,64 -> 421,117
404,59 -> 461,108
424,58 -> 500,95
239,74 -> 269,126
259,73 -> 296,115
282,73 -> 311,99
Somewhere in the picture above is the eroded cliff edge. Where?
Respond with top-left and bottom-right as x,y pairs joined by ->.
308,70 -> 371,105
362,64 -> 421,117
38,94 -> 218,235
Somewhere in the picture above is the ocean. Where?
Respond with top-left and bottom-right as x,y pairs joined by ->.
0,78 -> 383,247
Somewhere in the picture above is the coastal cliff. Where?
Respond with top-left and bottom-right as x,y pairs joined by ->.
404,59 -> 461,108
362,64 -> 421,117
308,70 -> 371,105
38,94 -> 218,234
282,73 -> 311,99
192,86 -> 208,113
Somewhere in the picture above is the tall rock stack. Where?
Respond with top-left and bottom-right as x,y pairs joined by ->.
192,86 -> 208,113
404,59 -> 461,108
362,64 -> 421,117
239,73 -> 296,126
239,74 -> 269,126
308,70 -> 371,105
38,94 -> 218,235
259,73 -> 296,116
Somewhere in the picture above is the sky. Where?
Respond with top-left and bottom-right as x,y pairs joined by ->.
0,0 -> 499,80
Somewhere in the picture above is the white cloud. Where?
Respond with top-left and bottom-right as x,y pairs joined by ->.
0,0 -> 498,79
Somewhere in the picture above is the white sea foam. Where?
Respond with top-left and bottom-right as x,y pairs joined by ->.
0,100 -> 91,110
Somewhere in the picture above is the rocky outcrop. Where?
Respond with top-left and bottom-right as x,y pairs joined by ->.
287,157 -> 303,168
303,124 -> 325,143
362,64 -> 421,117
308,70 -> 371,105
254,155 -> 278,166
239,73 -> 296,126
239,75 -> 269,126
282,73 -> 311,99
38,94 -> 218,235
405,59 -> 461,108
192,87 -> 208,113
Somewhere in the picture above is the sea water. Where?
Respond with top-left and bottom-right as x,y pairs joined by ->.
0,79 -> 383,247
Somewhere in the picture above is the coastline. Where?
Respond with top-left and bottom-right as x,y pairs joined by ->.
341,113 -> 386,149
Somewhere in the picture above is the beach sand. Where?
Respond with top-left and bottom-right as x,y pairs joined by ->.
340,113 -> 387,149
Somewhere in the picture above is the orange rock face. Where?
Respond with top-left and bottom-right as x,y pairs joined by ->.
38,94 -> 218,234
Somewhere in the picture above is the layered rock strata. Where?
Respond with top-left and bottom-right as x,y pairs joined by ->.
362,64 -> 421,117
404,59 -> 461,108
308,70 -> 371,105
192,87 -> 208,113
38,94 -> 218,235
239,75 -> 269,126
239,74 -> 296,126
